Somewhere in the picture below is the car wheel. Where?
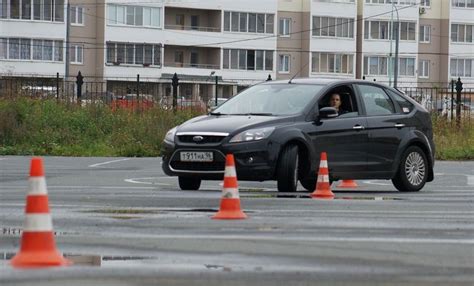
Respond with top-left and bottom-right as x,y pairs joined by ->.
300,178 -> 316,192
178,177 -> 201,190
392,146 -> 428,192
277,145 -> 299,192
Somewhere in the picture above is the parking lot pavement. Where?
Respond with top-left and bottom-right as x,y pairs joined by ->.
0,156 -> 473,286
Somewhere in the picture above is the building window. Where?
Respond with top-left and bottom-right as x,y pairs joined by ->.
70,45 -> 83,64
450,58 -> 473,77
399,58 -> 415,76
420,0 -> 430,7
419,60 -> 430,78
107,4 -> 161,28
313,52 -> 354,74
365,0 -> 417,4
279,54 -> 290,73
0,38 -> 7,59
1,0 -> 63,21
419,25 -> 431,43
364,20 -> 415,41
223,11 -> 274,34
279,18 -> 291,36
313,0 -> 355,2
1,38 -> 62,61
106,42 -> 161,66
70,6 -> 84,25
452,0 -> 474,8
223,48 -> 273,71
313,16 -> 354,38
451,24 -> 474,43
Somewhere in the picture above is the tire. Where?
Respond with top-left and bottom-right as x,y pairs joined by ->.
392,146 -> 428,192
178,177 -> 201,190
277,145 -> 299,192
300,178 -> 316,192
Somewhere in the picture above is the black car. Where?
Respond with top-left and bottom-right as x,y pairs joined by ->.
162,79 -> 435,193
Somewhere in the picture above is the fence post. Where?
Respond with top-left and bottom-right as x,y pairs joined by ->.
451,79 -> 455,121
172,73 -> 179,112
136,74 -> 140,110
56,72 -> 60,101
76,71 -> 84,104
455,77 -> 463,127
215,75 -> 218,107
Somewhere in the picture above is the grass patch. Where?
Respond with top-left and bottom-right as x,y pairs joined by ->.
0,98 -> 472,160
432,116 -> 474,160
0,98 -> 200,157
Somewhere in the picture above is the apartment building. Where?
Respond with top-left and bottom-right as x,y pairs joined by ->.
1,0 -> 473,95
0,0 -> 66,77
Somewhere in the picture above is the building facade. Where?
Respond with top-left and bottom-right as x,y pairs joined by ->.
1,0 -> 473,97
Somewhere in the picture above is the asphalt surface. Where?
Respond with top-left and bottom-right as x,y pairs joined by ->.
0,156 -> 473,286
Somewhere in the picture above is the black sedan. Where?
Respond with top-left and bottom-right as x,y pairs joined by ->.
162,79 -> 435,193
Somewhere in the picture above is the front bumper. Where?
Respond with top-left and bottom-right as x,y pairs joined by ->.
161,139 -> 281,181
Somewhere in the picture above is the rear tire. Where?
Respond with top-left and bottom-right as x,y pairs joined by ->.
392,146 -> 428,192
300,178 -> 316,192
178,177 -> 201,190
277,145 -> 299,192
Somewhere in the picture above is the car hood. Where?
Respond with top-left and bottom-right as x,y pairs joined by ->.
177,115 -> 290,134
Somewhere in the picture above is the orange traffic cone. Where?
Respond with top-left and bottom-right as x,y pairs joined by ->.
11,157 -> 71,268
337,180 -> 358,188
311,152 -> 335,199
212,154 -> 247,220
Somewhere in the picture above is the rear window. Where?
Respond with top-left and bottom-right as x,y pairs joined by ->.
386,89 -> 414,113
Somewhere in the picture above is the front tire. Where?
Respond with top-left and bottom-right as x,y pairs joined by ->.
392,146 -> 428,192
178,177 -> 201,190
277,145 -> 299,192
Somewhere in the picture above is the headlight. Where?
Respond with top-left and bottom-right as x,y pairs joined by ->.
164,127 -> 177,143
229,127 -> 275,143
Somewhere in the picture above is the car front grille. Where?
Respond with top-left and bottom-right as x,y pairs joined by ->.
177,135 -> 226,144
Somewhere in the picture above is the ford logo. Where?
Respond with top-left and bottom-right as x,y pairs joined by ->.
193,136 -> 204,142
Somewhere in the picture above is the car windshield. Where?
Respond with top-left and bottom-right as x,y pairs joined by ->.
213,84 -> 323,116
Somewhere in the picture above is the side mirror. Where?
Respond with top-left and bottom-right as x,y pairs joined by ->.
318,107 -> 339,119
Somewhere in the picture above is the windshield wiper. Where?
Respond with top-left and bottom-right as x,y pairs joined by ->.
242,113 -> 274,116
210,112 -> 227,116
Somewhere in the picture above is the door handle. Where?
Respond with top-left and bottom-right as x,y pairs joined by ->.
353,125 -> 365,130
394,123 -> 405,128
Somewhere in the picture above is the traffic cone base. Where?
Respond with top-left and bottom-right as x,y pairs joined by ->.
212,198 -> 247,219
337,180 -> 358,188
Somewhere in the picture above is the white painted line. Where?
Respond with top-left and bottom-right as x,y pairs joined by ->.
362,180 -> 392,186
119,234 -> 474,245
88,158 -> 130,168
124,177 -> 171,186
467,175 -> 474,186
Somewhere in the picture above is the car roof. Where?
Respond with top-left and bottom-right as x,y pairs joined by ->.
261,78 -> 391,88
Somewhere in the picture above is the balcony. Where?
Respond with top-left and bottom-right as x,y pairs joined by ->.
164,45 -> 220,71
164,7 -> 221,33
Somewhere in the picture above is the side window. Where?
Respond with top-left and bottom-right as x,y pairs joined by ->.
385,89 -> 414,113
357,85 -> 395,116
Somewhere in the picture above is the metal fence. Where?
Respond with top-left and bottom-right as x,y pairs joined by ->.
0,73 -> 472,121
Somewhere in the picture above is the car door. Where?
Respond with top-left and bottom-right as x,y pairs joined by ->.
307,85 -> 368,175
355,84 -> 410,174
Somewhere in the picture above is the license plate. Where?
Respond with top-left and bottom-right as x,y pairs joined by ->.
180,151 -> 213,162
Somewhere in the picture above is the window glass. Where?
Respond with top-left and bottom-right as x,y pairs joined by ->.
33,39 -> 42,60
0,38 -> 7,59
20,38 -> 31,60
223,49 -> 229,69
54,0 -> 64,22
230,49 -> 238,69
257,13 -> 265,33
358,85 -> 396,116
22,0 -> 31,19
386,89 -> 414,113
106,43 -> 115,63
231,12 -> 239,32
265,50 -> 273,71
239,12 -> 247,32
256,50 -> 264,70
248,13 -> 256,32
54,40 -> 62,61
108,5 -> 116,24
153,44 -> 161,65
43,40 -> 53,61
151,7 -> 160,27
126,6 -> 134,25
266,14 -> 274,34
224,11 -> 230,31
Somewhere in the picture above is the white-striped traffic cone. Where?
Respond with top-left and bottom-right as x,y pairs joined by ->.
212,154 -> 247,219
10,157 -> 71,268
311,152 -> 335,199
